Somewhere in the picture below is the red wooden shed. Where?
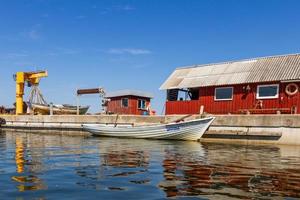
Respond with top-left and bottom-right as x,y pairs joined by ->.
105,90 -> 153,115
160,54 -> 300,115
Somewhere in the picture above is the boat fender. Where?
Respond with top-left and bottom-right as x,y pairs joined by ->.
285,83 -> 298,96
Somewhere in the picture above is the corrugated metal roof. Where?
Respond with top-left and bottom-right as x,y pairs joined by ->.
160,53 -> 300,90
105,89 -> 154,98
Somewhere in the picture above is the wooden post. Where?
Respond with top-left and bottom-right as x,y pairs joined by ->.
76,95 -> 80,115
292,106 -> 297,114
50,102 -> 53,115
199,105 -> 204,115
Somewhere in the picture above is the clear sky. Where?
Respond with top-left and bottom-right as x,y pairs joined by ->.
0,0 -> 300,113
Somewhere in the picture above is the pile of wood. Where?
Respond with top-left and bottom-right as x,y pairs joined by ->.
0,106 -> 15,114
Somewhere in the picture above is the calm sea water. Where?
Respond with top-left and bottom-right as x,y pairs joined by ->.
1,131 -> 300,200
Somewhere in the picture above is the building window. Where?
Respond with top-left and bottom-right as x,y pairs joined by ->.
121,98 -> 129,107
257,84 -> 279,99
138,99 -> 146,109
215,87 -> 233,101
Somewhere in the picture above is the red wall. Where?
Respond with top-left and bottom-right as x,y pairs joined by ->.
166,82 -> 300,115
107,96 -> 151,115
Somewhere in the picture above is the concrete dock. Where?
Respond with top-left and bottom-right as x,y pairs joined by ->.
0,114 -> 299,145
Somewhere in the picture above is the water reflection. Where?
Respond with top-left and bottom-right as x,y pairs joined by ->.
159,143 -> 300,199
15,137 -> 25,173
102,150 -> 149,168
1,131 -> 300,199
12,136 -> 46,192
74,141 -> 150,191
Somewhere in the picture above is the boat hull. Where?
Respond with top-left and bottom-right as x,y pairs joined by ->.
31,104 -> 89,115
83,117 -> 215,141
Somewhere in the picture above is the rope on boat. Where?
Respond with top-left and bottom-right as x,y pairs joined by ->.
114,114 -> 119,127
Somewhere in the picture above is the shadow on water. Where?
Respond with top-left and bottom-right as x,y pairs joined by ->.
1,131 -> 300,199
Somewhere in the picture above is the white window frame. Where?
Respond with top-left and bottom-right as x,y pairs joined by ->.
214,87 -> 233,101
138,99 -> 146,110
121,98 -> 129,108
256,84 -> 279,99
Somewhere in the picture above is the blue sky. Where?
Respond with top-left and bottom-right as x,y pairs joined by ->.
0,0 -> 300,113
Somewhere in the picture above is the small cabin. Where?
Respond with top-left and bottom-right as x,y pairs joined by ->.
105,90 -> 154,115
160,54 -> 300,115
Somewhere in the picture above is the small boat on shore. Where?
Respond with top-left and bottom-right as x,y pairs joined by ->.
31,103 -> 89,115
83,117 -> 215,141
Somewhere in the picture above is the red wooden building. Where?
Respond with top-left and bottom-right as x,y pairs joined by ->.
160,54 -> 300,115
105,90 -> 153,115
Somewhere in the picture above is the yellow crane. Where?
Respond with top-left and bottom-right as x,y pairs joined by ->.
14,71 -> 48,115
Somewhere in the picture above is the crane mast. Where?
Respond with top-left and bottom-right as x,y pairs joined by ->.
14,71 -> 48,115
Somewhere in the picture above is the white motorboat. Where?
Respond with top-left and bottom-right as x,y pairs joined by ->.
82,117 -> 215,141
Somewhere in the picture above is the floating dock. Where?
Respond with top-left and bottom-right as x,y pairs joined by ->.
0,115 -> 299,145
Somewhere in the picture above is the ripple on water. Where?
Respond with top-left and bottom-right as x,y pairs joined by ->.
0,132 -> 300,199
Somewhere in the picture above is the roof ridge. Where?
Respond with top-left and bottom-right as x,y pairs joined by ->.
176,52 -> 300,70
105,89 -> 154,98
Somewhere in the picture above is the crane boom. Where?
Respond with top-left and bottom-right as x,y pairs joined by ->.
77,88 -> 105,95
